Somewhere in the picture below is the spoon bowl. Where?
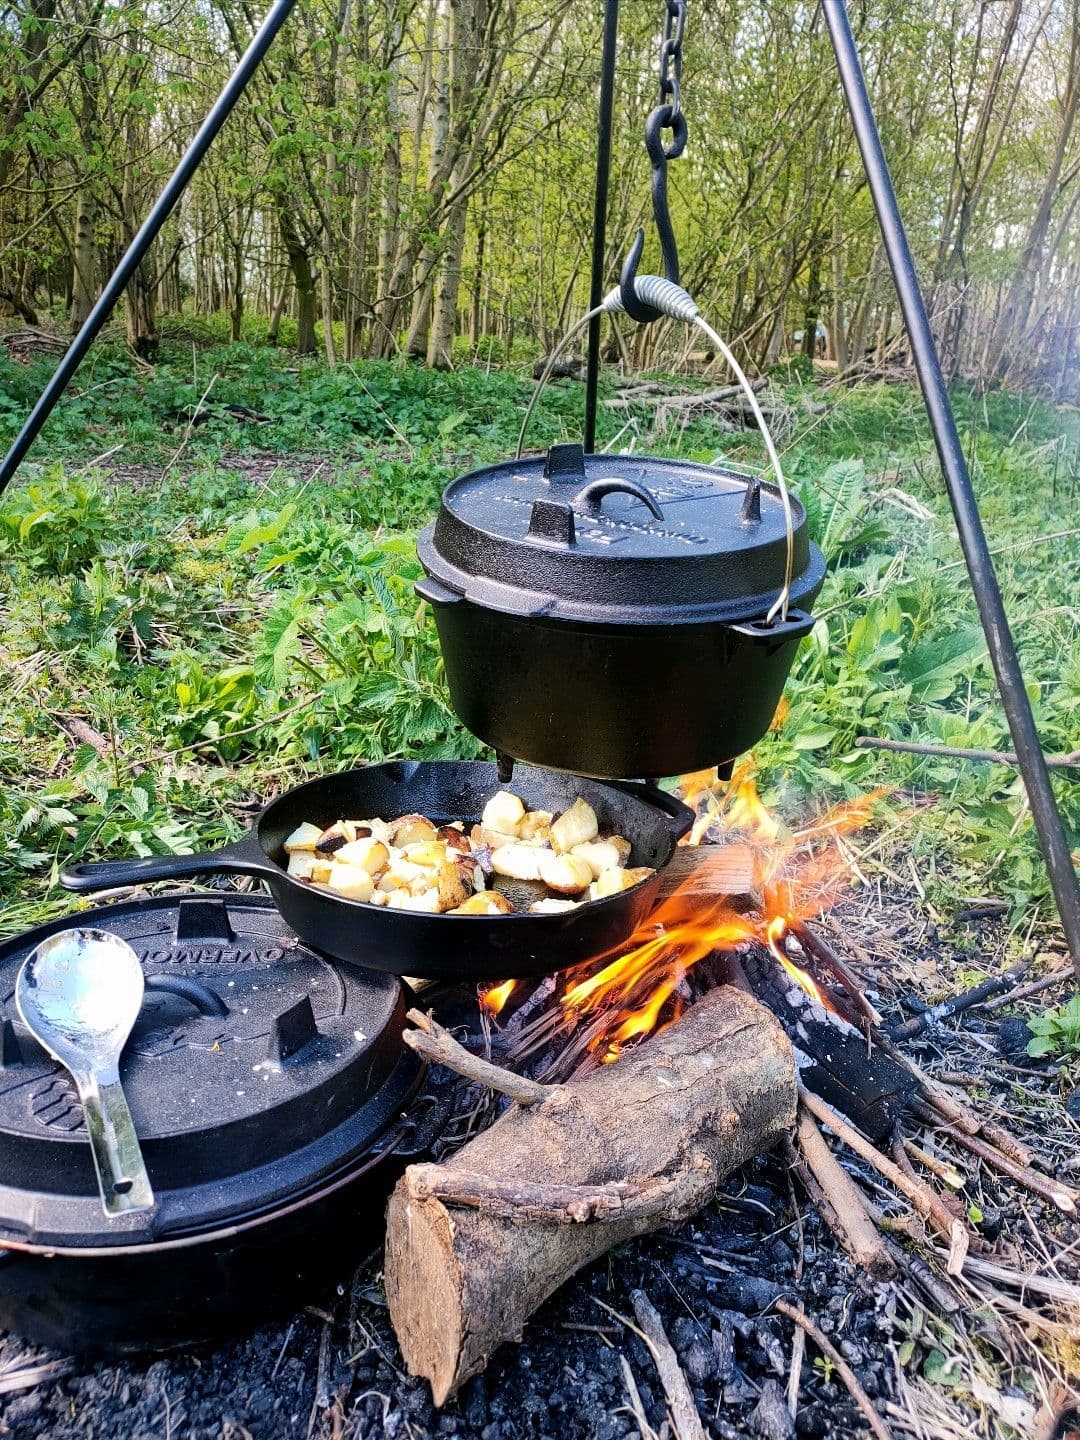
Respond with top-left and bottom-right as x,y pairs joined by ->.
17,929 -> 154,1217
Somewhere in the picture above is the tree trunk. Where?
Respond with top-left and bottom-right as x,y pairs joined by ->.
279,206 -> 317,354
428,189 -> 467,368
386,986 -> 796,1405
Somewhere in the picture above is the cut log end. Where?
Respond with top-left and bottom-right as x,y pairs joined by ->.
386,987 -> 797,1403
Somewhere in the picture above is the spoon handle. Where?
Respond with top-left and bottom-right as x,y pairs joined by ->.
76,1067 -> 155,1216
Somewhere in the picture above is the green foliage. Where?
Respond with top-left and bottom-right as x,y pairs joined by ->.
0,471 -> 110,573
1026,996 -> 1080,1058
0,352 -> 1077,948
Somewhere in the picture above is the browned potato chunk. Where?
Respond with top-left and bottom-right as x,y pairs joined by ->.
403,840 -> 448,870
538,852 -> 593,895
388,813 -> 438,847
570,841 -> 623,880
491,844 -> 544,882
284,822 -> 324,854
437,858 -> 475,911
481,791 -> 526,836
314,821 -> 356,853
470,824 -> 520,851
606,834 -> 633,863
550,798 -> 598,854
588,865 -> 654,900
452,891 -> 513,915
438,825 -> 471,854
518,809 -> 553,842
335,837 -> 390,876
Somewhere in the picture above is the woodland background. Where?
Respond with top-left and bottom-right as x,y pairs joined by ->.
2,0 -> 1080,389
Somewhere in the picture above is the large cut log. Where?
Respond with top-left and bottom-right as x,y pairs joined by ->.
385,987 -> 796,1404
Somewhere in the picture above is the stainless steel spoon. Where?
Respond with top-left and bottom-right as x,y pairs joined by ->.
16,928 -> 154,1217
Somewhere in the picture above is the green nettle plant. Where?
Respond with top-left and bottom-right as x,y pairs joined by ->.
1026,996 -> 1080,1059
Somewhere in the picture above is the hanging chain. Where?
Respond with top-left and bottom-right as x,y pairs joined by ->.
657,0 -> 687,145
618,0 -> 689,321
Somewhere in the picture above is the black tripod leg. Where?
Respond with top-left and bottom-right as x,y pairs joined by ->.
583,0 -> 619,454
822,0 -> 1080,978
0,0 -> 300,497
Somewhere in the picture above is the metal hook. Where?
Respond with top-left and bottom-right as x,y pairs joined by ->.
618,103 -> 688,325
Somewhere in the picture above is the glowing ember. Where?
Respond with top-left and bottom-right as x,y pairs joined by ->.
480,979 -> 518,1016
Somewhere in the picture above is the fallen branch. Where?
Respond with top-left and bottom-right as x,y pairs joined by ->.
888,961 -> 1028,1040
403,1009 -> 553,1106
913,1102 -> 1078,1214
774,1300 -> 893,1440
386,987 -> 796,1404
628,1291 -> 707,1440
799,1086 -> 970,1250
855,735 -> 1080,772
795,1110 -> 895,1279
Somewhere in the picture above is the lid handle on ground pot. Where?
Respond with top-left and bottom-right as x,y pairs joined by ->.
527,476 -> 665,548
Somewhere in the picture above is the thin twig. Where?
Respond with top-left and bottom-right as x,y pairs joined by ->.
629,1291 -> 707,1440
854,735 -> 1080,772
774,1300 -> 893,1440
914,1102 -> 1078,1213
404,1009 -> 555,1106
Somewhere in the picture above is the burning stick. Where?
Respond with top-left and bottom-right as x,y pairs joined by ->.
385,987 -> 797,1404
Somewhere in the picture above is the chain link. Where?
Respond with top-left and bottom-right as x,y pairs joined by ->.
658,0 -> 687,120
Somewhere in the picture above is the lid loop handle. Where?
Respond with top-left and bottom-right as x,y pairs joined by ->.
570,476 -> 664,521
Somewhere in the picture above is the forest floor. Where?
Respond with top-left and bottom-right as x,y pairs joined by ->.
0,327 -> 1077,1437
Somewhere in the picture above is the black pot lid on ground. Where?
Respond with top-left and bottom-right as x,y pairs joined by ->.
0,894 -> 421,1249
417,443 -> 823,624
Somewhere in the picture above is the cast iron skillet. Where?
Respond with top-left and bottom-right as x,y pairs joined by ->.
62,761 -> 693,979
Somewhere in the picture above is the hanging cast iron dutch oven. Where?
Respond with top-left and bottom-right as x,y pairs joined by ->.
0,893 -> 438,1353
416,443 -> 826,779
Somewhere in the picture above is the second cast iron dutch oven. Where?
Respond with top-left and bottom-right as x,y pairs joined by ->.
416,443 -> 826,779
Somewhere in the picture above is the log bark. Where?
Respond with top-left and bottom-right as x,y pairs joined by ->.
385,986 -> 796,1404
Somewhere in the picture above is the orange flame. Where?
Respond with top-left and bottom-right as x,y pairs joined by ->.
480,979 -> 518,1016
546,771 -> 889,1066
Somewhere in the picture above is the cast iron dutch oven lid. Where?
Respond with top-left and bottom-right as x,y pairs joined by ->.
0,894 -> 421,1249
417,443 -> 824,624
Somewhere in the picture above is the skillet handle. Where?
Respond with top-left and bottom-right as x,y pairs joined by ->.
602,780 -> 694,842
61,830 -> 273,894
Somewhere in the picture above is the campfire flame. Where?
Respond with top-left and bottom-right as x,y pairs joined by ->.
488,769 -> 889,1071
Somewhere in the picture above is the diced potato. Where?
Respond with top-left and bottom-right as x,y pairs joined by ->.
538,851 -> 593,895
368,890 -> 389,906
347,818 -> 390,845
518,809 -> 553,842
403,840 -> 448,870
481,791 -> 526,836
472,826 -> 522,851
570,841 -> 623,880
314,821 -> 356,853
588,865 -> 654,900
327,865 -> 375,902
335,837 -> 390,876
452,891 -> 513,915
437,825 -> 471,854
438,858 -> 475,911
491,844 -> 544,881
377,858 -> 428,893
287,851 -> 317,880
310,857 -> 334,885
284,822 -> 324,854
606,834 -> 633,863
550,798 -> 598,854
386,887 -> 441,912
388,813 -> 438,847
529,898 -> 580,914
